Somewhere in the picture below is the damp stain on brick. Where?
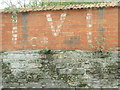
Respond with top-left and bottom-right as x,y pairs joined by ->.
22,12 -> 28,48
98,8 -> 105,36
65,36 -> 80,45
98,26 -> 105,36
98,8 -> 104,20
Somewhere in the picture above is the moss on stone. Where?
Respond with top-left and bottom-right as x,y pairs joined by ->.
78,83 -> 88,87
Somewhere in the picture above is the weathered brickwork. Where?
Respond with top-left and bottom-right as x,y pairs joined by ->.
1,50 -> 119,88
0,7 -> 119,51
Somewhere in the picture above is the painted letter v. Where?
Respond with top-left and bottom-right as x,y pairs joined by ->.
46,13 -> 67,36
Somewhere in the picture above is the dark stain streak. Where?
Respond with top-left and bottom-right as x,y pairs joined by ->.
98,27 -> 104,36
98,8 -> 104,20
22,12 -> 28,48
65,36 -> 80,45
98,8 -> 105,36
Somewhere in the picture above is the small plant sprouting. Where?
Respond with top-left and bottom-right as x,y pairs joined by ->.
89,37 -> 108,58
40,47 -> 51,54
89,37 -> 118,58
89,37 -> 105,53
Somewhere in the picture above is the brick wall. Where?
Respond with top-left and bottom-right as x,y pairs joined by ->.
0,14 -> 2,51
0,7 -> 119,51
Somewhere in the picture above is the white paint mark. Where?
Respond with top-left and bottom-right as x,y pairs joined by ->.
12,14 -> 18,44
87,24 -> 92,28
12,31 -> 14,34
87,13 -> 92,16
88,32 -> 92,35
31,37 -> 37,40
87,32 -> 92,43
57,24 -> 62,29
60,13 -> 67,21
31,37 -> 37,47
14,38 -> 17,40
86,12 -> 92,28
12,37 -> 17,41
46,14 -> 51,18
47,18 -> 52,22
12,38 -> 15,41
14,30 -> 17,33
13,34 -> 17,38
32,44 -> 37,47
15,20 -> 17,23
86,11 -> 93,44
86,15 -> 91,20
87,32 -> 93,44
41,37 -> 48,44
53,33 -> 58,37
88,40 -> 92,43
46,14 -> 52,22
46,13 -> 67,36
30,36 -> 49,46
13,27 -> 17,30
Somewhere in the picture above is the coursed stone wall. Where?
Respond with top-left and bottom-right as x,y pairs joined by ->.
1,50 -> 119,88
